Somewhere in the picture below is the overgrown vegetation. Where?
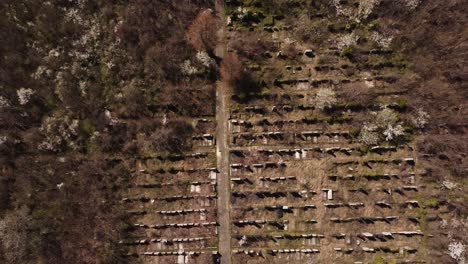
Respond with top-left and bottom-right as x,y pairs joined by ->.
0,0 -> 217,263
0,0 -> 466,263
225,0 -> 467,262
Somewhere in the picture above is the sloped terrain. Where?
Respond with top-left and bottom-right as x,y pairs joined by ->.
0,1 -> 466,264
223,0 -> 467,263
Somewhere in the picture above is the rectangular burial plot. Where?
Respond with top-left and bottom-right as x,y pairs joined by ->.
232,131 -> 291,146
231,188 -> 317,210
230,160 -> 287,177
236,115 -> 350,135
132,205 -> 217,224
131,178 -> 216,193
330,245 -> 421,264
230,121 -> 352,148
230,157 -> 300,191
232,233 -> 324,249
128,251 -> 216,264
230,147 -> 327,164
325,171 -> 414,193
123,235 -> 216,252
124,193 -> 216,212
192,134 -> 216,147
331,157 -> 415,177
231,203 -> 317,226
323,178 -> 421,223
230,150 -> 323,182
326,173 -> 421,203
232,249 -> 320,264
231,175 -> 299,192
126,181 -> 213,198
124,227 -> 218,264
330,184 -> 421,213
325,211 -> 417,234
135,152 -> 216,170
129,223 -> 218,242
256,146 -> 358,162
125,176 -> 215,205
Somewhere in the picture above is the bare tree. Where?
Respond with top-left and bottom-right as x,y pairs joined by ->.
186,9 -> 219,52
220,53 -> 243,84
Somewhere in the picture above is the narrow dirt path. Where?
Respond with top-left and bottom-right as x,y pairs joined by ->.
215,81 -> 231,264
214,1 -> 231,264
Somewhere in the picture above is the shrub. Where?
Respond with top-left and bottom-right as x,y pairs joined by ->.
340,46 -> 354,58
411,109 -> 429,128
229,32 -> 278,60
151,119 -> 194,154
333,0 -> 381,23
424,198 -> 439,208
371,31 -> 393,49
372,256 -> 386,264
280,41 -> 299,59
383,124 -> 405,141
375,108 -> 398,128
403,0 -> 421,10
359,124 -> 380,145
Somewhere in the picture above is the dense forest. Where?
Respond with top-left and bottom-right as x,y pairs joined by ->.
0,0 -> 466,263
0,0 -> 218,263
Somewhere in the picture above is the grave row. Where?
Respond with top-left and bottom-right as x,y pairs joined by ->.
132,222 -> 217,229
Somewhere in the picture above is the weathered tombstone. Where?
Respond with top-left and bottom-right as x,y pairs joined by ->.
304,49 -> 315,57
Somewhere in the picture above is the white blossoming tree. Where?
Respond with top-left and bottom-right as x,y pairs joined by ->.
16,88 -> 35,105
38,114 -> 80,152
448,241 -> 466,264
411,109 -> 430,128
337,33 -> 359,51
196,51 -> 215,68
359,107 -> 406,145
181,60 -> 198,76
